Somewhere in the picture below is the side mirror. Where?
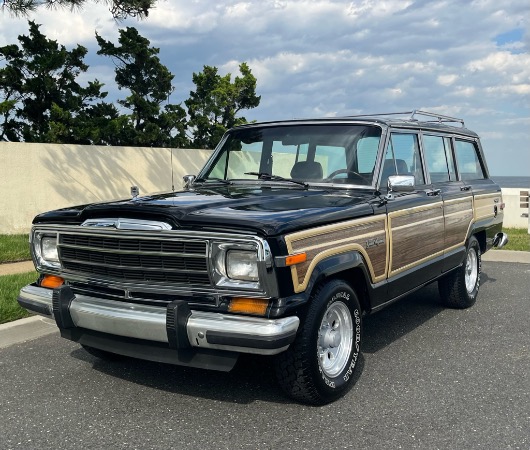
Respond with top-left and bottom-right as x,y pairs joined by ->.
386,175 -> 415,199
183,174 -> 196,189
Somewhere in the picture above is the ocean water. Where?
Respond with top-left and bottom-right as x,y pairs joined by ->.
491,176 -> 530,189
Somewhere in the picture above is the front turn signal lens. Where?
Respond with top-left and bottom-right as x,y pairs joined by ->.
40,275 -> 64,289
228,298 -> 269,316
285,252 -> 307,266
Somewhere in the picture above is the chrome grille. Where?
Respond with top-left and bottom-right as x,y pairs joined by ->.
58,233 -> 210,286
60,234 -> 205,254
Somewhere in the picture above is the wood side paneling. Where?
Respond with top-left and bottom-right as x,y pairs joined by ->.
282,193 -> 493,293
474,193 -> 501,221
285,216 -> 388,293
444,197 -> 473,249
389,203 -> 444,274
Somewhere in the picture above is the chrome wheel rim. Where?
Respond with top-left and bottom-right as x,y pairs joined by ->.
317,301 -> 353,378
465,247 -> 478,294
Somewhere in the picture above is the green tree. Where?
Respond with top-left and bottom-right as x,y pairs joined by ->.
96,27 -> 187,147
0,20 -> 111,143
1,0 -> 156,20
185,63 -> 260,149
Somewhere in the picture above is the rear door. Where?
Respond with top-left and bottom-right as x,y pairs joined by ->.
421,133 -> 474,272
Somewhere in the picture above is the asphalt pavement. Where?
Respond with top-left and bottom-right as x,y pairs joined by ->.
0,257 -> 529,449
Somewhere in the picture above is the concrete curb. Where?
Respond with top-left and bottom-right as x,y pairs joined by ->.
482,250 -> 530,264
0,316 -> 57,349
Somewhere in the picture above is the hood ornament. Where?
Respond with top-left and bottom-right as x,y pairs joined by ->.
81,218 -> 172,230
131,185 -> 139,200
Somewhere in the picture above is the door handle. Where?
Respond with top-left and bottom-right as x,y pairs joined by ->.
460,186 -> 471,191
426,189 -> 441,196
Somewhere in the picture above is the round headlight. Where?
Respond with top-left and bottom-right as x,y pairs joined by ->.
226,250 -> 259,281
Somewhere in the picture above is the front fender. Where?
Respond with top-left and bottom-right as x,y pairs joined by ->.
271,251 -> 373,317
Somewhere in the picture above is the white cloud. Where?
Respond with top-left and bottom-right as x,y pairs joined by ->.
437,74 -> 458,86
0,0 -> 528,175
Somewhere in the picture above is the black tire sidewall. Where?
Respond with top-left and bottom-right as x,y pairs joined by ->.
306,281 -> 362,396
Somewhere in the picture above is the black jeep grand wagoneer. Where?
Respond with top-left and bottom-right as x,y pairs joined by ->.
19,110 -> 508,404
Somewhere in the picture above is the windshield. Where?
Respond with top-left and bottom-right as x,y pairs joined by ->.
199,124 -> 382,186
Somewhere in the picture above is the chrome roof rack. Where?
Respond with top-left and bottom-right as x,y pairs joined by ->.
347,110 -> 465,127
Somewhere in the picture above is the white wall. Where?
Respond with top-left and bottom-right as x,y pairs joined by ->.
501,188 -> 530,230
1,142 -> 528,234
0,142 -> 212,234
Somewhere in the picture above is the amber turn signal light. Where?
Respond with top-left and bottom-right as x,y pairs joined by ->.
285,252 -> 307,266
228,298 -> 269,316
40,275 -> 64,289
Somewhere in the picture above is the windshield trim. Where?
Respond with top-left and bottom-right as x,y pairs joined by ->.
193,178 -> 376,191
197,123 -> 385,189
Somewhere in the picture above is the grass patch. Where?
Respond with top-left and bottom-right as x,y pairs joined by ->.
0,271 -> 37,324
496,228 -> 529,252
0,234 -> 31,263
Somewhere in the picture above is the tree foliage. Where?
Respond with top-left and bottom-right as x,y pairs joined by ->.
0,20 -> 110,143
96,27 -> 187,147
1,0 -> 156,20
0,21 -> 261,148
185,63 -> 261,149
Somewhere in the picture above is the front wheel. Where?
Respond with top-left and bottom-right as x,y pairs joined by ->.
438,236 -> 481,309
274,279 -> 362,405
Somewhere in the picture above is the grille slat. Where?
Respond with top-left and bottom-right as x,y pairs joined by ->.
60,234 -> 206,254
60,248 -> 207,273
58,233 -> 210,286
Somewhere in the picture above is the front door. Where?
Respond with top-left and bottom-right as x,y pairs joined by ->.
382,132 -> 445,299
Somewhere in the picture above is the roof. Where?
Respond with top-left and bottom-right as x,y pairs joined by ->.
233,110 -> 480,138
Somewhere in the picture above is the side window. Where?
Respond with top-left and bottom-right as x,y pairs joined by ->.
423,135 -> 456,183
454,140 -> 485,180
381,133 -> 425,187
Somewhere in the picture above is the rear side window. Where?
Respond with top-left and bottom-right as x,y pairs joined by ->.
454,140 -> 485,180
423,135 -> 457,183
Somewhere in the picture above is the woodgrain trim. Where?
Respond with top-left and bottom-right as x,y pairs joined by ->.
444,196 -> 474,252
284,216 -> 388,293
474,193 -> 502,221
388,202 -> 444,276
282,193 -> 486,293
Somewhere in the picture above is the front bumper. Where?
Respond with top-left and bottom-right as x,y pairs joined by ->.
18,284 -> 299,367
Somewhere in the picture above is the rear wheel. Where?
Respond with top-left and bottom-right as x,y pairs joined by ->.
274,279 -> 362,405
439,236 -> 481,309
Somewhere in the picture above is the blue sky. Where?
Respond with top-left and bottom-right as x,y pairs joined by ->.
1,0 -> 529,176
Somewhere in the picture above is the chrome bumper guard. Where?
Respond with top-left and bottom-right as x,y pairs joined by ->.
18,284 -> 299,356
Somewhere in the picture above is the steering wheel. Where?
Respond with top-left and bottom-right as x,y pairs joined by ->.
325,169 -> 368,183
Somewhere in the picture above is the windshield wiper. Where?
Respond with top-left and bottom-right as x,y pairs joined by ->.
194,177 -> 231,185
244,172 -> 308,189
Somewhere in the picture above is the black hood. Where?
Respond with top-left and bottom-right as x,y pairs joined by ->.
33,185 -> 377,236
